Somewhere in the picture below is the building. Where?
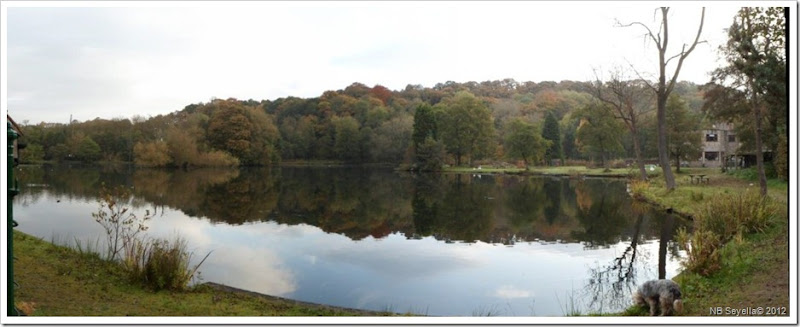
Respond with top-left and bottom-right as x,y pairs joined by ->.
696,122 -> 742,168
7,115 -> 24,164
695,122 -> 771,169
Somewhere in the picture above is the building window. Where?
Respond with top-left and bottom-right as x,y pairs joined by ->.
706,133 -> 718,142
728,134 -> 736,142
704,151 -> 719,161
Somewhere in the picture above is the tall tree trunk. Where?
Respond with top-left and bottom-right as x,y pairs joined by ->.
631,126 -> 648,180
621,7 -> 703,191
657,92 -> 677,190
753,101 -> 768,196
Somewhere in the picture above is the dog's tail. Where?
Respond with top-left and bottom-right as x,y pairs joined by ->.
673,299 -> 684,314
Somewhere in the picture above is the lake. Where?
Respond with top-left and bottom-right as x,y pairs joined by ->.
12,164 -> 688,316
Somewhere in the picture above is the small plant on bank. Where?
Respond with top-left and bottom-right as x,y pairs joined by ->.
92,184 -> 154,261
629,180 -> 649,199
123,236 -> 211,291
676,228 -> 722,276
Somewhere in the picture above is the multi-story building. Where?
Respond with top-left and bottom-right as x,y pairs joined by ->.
696,122 -> 741,168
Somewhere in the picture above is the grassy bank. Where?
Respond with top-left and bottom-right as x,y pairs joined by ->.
441,164 -> 662,178
634,168 -> 787,217
630,168 -> 789,316
11,231 -> 395,316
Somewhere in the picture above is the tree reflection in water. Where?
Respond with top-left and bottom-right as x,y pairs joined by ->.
16,165 -> 690,314
581,195 -> 686,314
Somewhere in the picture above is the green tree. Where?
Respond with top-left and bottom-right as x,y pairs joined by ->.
438,91 -> 496,166
705,7 -> 786,193
574,103 -> 625,171
561,117 -> 582,160
504,118 -> 551,169
47,144 -> 69,162
75,136 -> 102,162
370,116 -> 413,163
542,111 -> 563,165
242,106 -> 281,165
412,104 -> 438,148
666,94 -> 702,173
332,115 -> 362,162
20,143 -> 45,163
415,136 -> 446,171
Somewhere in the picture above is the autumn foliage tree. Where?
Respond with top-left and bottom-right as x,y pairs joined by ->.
133,141 -> 171,167
206,99 -> 280,166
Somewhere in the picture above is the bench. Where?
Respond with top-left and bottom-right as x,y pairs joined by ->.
688,174 -> 709,185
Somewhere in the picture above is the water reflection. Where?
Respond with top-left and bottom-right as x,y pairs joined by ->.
13,165 -> 689,316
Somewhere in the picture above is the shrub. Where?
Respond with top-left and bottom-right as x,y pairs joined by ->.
197,150 -> 240,167
123,236 -> 211,291
698,190 -> 777,241
676,228 -> 722,276
677,190 -> 777,276
92,184 -> 153,261
629,180 -> 649,199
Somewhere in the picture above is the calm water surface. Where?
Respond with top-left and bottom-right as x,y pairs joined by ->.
13,165 -> 688,316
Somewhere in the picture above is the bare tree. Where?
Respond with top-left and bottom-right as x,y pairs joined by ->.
619,7 -> 705,190
592,69 -> 654,181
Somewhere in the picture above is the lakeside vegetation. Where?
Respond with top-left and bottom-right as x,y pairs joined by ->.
12,231 -> 397,316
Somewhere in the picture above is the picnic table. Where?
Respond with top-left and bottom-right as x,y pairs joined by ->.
688,174 -> 708,184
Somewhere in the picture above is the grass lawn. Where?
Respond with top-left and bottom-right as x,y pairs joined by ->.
443,164 -> 662,178
12,231 -> 396,316
635,167 -> 788,217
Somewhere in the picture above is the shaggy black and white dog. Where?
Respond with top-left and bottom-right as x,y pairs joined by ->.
633,279 -> 684,316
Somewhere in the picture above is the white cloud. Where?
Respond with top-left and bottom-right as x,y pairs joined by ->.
492,285 -> 533,299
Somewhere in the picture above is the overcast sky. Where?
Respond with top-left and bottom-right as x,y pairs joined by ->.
1,1 -> 762,124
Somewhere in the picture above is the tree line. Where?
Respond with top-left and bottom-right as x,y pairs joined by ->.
17,79 -> 706,169
15,8 -> 787,186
